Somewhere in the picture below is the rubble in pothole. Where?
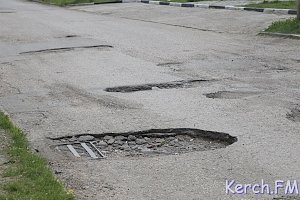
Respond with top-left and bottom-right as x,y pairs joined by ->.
56,132 -> 233,158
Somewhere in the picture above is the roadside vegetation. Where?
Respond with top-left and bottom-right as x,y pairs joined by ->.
0,112 -> 75,200
158,0 -> 206,3
253,0 -> 300,35
160,0 -> 203,3
245,0 -> 296,9
40,0 -> 120,6
265,18 -> 300,34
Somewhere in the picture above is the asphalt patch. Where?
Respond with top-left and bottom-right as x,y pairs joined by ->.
105,79 -> 210,93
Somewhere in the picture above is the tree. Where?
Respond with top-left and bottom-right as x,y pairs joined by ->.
298,0 -> 300,20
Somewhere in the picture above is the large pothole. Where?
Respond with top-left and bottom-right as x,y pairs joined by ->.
105,79 -> 210,93
51,128 -> 237,159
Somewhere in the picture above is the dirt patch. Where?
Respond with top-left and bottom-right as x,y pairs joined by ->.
105,79 -> 210,93
286,106 -> 300,122
204,91 -> 260,99
51,128 -> 237,159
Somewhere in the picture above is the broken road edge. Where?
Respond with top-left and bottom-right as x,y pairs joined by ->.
259,31 -> 300,39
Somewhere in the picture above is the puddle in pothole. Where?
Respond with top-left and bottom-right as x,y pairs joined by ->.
52,128 -> 237,159
105,79 -> 211,93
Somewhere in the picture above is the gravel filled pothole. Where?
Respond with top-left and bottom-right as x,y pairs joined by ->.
52,128 -> 237,159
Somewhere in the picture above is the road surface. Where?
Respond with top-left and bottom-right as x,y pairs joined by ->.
0,0 -> 300,199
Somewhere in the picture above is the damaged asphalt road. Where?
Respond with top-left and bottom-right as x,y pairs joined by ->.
0,0 -> 300,199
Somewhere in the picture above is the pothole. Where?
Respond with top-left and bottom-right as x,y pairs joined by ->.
286,106 -> 300,122
0,11 -> 15,13
51,128 -> 237,159
20,44 -> 113,55
105,79 -> 210,93
157,62 -> 183,66
204,91 -> 260,99
65,35 -> 78,38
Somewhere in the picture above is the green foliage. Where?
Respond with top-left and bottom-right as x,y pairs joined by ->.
266,18 -> 300,34
0,112 -> 75,200
41,0 -> 120,6
245,0 -> 296,9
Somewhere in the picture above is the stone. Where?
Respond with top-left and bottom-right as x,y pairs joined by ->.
127,135 -> 136,141
140,148 -> 152,154
107,138 -> 115,145
166,137 -> 176,142
131,145 -> 139,150
114,140 -> 125,145
146,144 -> 155,148
169,139 -> 179,146
113,143 -> 120,147
103,135 -> 113,141
136,138 -> 146,145
115,135 -> 127,141
69,136 -> 77,142
98,140 -> 108,147
128,141 -> 136,146
78,135 -> 94,142
120,144 -> 130,151
155,138 -> 165,144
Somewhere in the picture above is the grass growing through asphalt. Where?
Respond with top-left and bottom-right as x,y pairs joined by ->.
41,0 -> 121,6
0,112 -> 75,200
245,0 -> 296,9
265,18 -> 300,34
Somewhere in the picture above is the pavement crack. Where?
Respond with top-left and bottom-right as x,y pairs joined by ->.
20,44 -> 113,55
120,17 -> 224,34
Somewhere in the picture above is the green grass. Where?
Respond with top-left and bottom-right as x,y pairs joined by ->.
265,18 -> 300,34
245,0 -> 296,9
158,0 -> 207,3
41,0 -> 121,6
0,112 -> 75,200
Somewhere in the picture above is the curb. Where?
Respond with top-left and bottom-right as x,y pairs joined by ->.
140,0 -> 297,15
259,31 -> 300,39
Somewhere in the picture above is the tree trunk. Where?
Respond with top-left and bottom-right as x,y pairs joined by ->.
297,0 -> 300,20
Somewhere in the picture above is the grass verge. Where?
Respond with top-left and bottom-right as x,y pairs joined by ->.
40,0 -> 121,6
265,18 -> 300,34
158,0 -> 207,3
244,0 -> 296,9
0,112 -> 75,200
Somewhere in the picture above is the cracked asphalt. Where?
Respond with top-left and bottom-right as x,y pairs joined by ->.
0,0 -> 300,199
